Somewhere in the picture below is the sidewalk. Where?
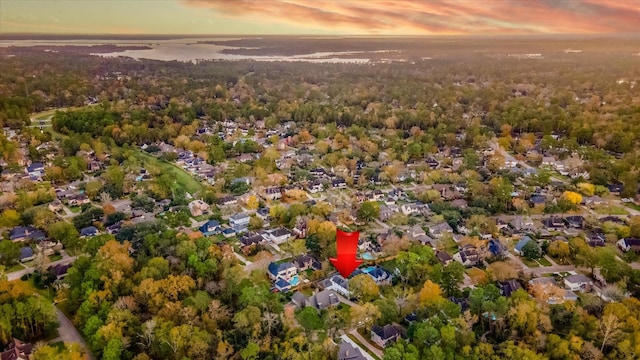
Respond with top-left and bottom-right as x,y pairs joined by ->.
348,329 -> 384,359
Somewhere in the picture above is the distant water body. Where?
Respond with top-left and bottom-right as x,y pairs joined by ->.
0,38 -> 373,63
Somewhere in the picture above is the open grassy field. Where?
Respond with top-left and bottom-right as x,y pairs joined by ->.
133,150 -> 205,195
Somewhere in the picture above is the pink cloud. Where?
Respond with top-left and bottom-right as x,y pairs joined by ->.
181,0 -> 640,34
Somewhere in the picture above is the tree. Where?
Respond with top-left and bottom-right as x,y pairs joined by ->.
563,191 -> 583,206
548,241 -> 570,264
487,261 -> 521,282
0,240 -> 20,266
0,209 -> 20,227
296,307 -> 323,331
48,221 -> 80,251
350,303 -> 380,333
521,241 -> 542,260
358,201 -> 380,222
350,274 -> 380,302
419,280 -> 444,307
246,195 -> 259,210
599,313 -> 622,352
32,343 -> 86,360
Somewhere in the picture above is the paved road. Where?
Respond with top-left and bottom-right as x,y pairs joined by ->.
55,306 -> 95,360
348,329 -> 384,359
7,254 -> 77,281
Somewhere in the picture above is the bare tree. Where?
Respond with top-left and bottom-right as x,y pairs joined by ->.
599,313 -> 622,352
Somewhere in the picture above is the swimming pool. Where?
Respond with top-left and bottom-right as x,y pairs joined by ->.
289,275 -> 300,286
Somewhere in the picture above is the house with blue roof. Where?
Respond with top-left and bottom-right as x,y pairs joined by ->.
19,247 -> 35,262
268,262 -> 297,281
514,236 -> 533,255
10,226 -> 46,242
26,162 -> 45,178
268,261 -> 299,292
80,226 -> 98,237
488,239 -> 507,257
199,220 -> 221,236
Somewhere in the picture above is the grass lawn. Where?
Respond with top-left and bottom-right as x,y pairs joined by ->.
441,236 -> 458,254
48,254 -> 63,262
538,257 -> 553,266
7,263 -> 25,273
25,278 -> 56,302
624,203 -> 640,212
133,151 -> 205,195
593,205 -> 628,215
347,334 -> 381,360
68,206 -> 81,213
521,258 -> 540,267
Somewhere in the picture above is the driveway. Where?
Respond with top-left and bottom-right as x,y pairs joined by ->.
348,330 -> 384,359
54,306 -> 95,360
340,334 -> 379,360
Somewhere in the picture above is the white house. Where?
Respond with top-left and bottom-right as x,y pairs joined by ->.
229,213 -> 250,232
401,203 -> 423,216
320,275 -> 350,297
269,228 -> 292,244
564,274 -> 592,292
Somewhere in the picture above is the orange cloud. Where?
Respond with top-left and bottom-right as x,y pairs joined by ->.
181,0 -> 640,34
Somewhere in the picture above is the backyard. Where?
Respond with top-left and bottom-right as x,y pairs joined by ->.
133,150 -> 205,195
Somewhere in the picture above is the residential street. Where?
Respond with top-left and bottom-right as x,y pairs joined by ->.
54,306 -> 95,360
7,252 -> 77,281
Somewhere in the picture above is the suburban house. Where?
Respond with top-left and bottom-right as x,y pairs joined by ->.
488,239 -> 508,257
268,261 -> 299,292
26,162 -> 45,178
371,324 -> 406,348
263,186 -> 283,200
453,245 -> 481,267
431,251 -> 451,266
256,207 -> 270,220
199,220 -> 221,236
564,274 -> 593,292
429,222 -> 453,238
80,226 -> 99,237
268,262 -> 297,281
218,196 -> 238,206
188,200 -> 210,217
269,228 -> 292,244
307,181 -> 324,194
499,280 -> 522,297
292,289 -> 340,312
48,199 -> 63,213
337,342 -> 367,360
510,216 -> 534,230
514,236 -> 534,255
319,275 -> 350,297
409,225 -> 426,238
332,177 -> 347,189
0,338 -> 33,360
19,247 -> 35,262
68,193 -> 90,206
9,226 -> 46,242
229,213 -> 250,233
292,254 -> 321,272
565,215 -> 585,229
617,238 -> 640,252
401,202 -> 424,216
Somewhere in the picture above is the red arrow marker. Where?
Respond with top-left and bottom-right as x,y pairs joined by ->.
330,229 -> 363,278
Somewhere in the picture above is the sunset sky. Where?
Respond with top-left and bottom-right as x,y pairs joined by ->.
1,0 -> 639,36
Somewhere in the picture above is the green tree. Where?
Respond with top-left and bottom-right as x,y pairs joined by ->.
521,241 -> 542,260
357,201 -> 380,222
350,274 -> 380,302
0,240 -> 20,266
0,209 -> 20,227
